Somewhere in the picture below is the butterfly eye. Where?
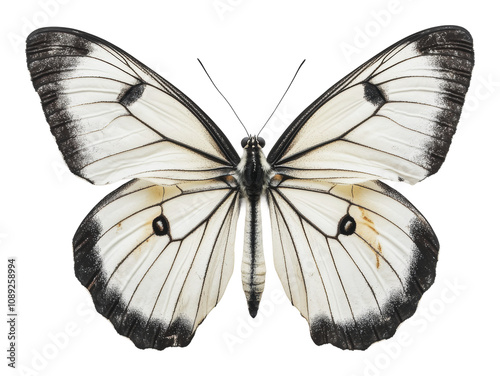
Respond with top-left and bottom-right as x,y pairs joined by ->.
240,137 -> 250,148
152,214 -> 170,236
339,214 -> 356,236
257,137 -> 266,148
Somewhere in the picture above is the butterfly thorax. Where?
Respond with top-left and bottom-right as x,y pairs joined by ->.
237,136 -> 271,200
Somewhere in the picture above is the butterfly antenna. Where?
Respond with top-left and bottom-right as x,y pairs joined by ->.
197,58 -> 249,136
257,59 -> 306,137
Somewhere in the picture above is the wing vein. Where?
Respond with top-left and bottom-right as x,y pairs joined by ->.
195,192 -> 238,321
301,218 -> 336,325
337,238 -> 383,315
270,191 -> 310,319
354,233 -> 404,289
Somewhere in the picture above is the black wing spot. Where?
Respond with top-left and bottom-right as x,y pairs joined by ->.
339,214 -> 356,236
363,82 -> 386,107
119,82 -> 146,106
152,215 -> 170,236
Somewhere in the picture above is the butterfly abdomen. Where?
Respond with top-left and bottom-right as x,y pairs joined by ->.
241,198 -> 265,317
238,137 -> 270,317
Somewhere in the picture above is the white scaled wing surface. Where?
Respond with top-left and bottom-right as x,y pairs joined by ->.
268,179 -> 437,349
26,28 -> 242,349
26,28 -> 239,185
74,179 -> 240,348
266,26 -> 473,349
268,26 -> 474,185
27,25 -> 474,350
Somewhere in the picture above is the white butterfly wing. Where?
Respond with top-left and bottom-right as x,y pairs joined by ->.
26,27 -> 239,185
268,178 -> 437,349
74,178 -> 240,348
266,26 -> 473,349
26,28 -> 243,349
267,26 -> 473,184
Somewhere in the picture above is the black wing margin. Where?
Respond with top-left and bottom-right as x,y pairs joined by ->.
267,178 -> 438,350
267,26 -> 474,185
74,178 -> 240,349
26,27 -> 239,185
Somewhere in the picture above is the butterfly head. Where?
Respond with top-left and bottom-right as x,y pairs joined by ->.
241,136 -> 266,149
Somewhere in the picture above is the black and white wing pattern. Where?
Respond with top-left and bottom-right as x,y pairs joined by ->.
75,178 -> 239,349
26,28 -> 241,348
267,178 -> 437,349
268,26 -> 474,185
27,25 -> 474,350
26,27 -> 239,185
266,26 -> 473,349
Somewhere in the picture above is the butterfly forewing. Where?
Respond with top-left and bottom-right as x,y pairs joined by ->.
26,28 -> 239,185
268,26 -> 473,185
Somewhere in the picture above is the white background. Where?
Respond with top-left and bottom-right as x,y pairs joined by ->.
1,0 -> 498,375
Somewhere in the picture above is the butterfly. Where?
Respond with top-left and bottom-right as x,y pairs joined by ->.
26,25 -> 474,350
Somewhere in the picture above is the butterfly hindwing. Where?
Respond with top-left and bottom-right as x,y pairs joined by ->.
267,178 -> 438,349
74,178 -> 240,349
26,27 -> 239,185
267,26 -> 474,185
